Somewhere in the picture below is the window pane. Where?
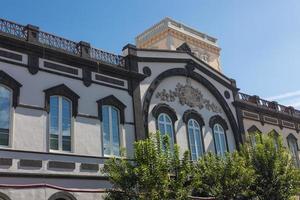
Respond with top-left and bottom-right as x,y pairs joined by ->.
195,129 -> 203,156
49,96 -> 59,136
111,107 -> 120,156
220,133 -> 226,156
102,106 -> 110,155
62,98 -> 71,151
50,134 -> 59,150
0,86 -> 11,130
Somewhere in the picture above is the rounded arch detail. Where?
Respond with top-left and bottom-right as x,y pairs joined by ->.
48,192 -> 76,200
142,67 -> 240,147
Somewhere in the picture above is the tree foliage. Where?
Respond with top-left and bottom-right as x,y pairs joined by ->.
103,132 -> 192,200
192,151 -> 255,200
103,132 -> 300,200
243,133 -> 300,200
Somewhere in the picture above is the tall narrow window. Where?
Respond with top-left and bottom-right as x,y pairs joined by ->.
49,96 -> 71,152
188,119 -> 204,160
102,106 -> 120,157
287,135 -> 299,167
158,113 -> 175,149
0,85 -> 11,146
213,124 -> 227,157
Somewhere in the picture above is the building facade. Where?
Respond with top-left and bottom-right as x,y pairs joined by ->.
0,17 -> 298,200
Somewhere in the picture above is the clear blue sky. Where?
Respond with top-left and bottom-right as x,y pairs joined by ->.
1,0 -> 300,108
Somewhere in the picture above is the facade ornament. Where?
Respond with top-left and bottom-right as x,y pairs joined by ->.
156,79 -> 222,113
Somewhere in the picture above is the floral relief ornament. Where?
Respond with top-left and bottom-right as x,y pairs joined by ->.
156,79 -> 222,113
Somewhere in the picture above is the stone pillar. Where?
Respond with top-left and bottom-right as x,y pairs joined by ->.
25,24 -> 39,43
78,41 -> 91,58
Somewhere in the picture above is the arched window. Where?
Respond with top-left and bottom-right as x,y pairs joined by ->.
183,109 -> 205,160
158,113 -> 175,149
188,119 -> 204,160
97,95 -> 126,157
247,125 -> 262,147
44,84 -> 79,152
0,192 -> 10,200
213,124 -> 227,157
102,105 -> 121,156
48,192 -> 76,200
152,104 -> 177,150
287,134 -> 299,167
49,96 -> 72,152
269,130 -> 279,150
209,115 -> 229,157
0,85 -> 12,146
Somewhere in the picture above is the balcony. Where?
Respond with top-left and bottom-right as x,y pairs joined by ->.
237,92 -> 300,118
0,18 -> 125,67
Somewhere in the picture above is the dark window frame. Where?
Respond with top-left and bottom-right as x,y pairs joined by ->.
183,109 -> 205,159
209,115 -> 229,154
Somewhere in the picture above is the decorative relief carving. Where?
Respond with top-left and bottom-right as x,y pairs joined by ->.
156,79 -> 222,113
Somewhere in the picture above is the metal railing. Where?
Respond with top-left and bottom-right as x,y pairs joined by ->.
0,18 -> 27,39
0,18 -> 125,67
238,92 -> 299,117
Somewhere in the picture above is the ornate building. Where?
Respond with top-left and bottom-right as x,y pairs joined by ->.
0,17 -> 298,200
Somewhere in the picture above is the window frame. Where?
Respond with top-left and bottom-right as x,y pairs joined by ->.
157,112 -> 176,148
209,115 -> 229,157
287,134 -> 300,167
0,84 -> 13,147
152,104 -> 178,146
48,95 -> 73,152
247,125 -> 262,147
187,118 -> 205,160
101,105 -> 122,157
213,123 -> 228,156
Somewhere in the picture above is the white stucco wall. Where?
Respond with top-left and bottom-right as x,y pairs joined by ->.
0,59 -> 135,157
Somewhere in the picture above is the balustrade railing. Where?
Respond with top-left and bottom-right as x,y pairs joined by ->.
0,18 -> 125,67
0,18 -> 27,39
38,31 -> 81,55
90,47 -> 125,67
238,92 -> 300,117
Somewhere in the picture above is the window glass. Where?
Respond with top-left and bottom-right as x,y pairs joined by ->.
102,106 -> 120,157
288,137 -> 299,167
213,124 -> 227,157
0,85 -> 11,146
188,119 -> 204,160
49,96 -> 71,151
157,113 -> 174,149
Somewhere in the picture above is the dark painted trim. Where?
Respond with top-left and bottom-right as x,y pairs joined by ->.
0,148 -> 111,160
152,103 -> 178,123
0,70 -> 22,107
182,109 -> 206,158
0,192 -> 10,200
137,56 -> 237,91
48,192 -> 76,200
44,84 -> 80,117
142,67 -> 240,148
18,104 -> 45,111
0,35 -> 146,82
152,103 -> 178,144
182,109 -> 205,126
209,115 -> 230,153
209,115 -> 229,130
97,95 -> 126,124
247,125 -> 262,133
0,172 -> 109,180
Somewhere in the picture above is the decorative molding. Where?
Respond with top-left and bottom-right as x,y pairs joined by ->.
48,192 -> 76,200
44,84 -> 80,117
182,109 -> 205,126
247,125 -> 261,133
0,70 -> 22,107
142,67 -> 240,148
209,115 -> 229,130
142,66 -> 152,77
156,79 -> 222,114
151,103 -> 178,123
97,95 -> 126,124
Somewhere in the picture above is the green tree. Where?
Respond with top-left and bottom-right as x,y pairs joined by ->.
243,133 -> 300,200
192,151 -> 255,200
103,132 -> 192,200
